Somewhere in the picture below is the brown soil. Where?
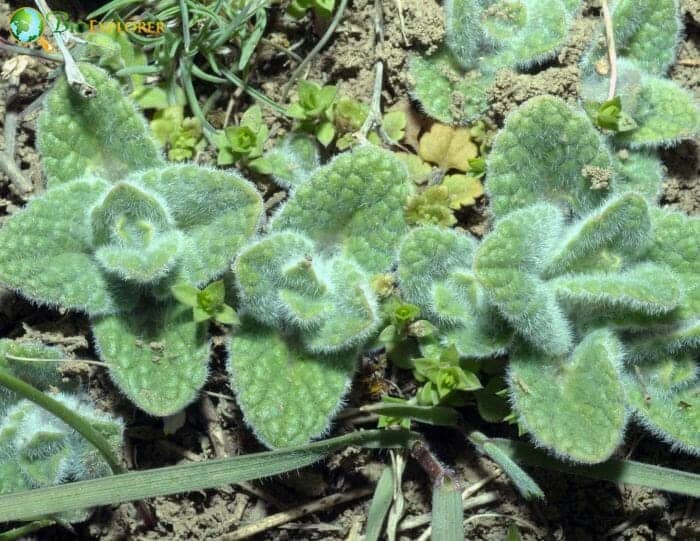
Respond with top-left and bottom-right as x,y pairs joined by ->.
0,1 -> 698,540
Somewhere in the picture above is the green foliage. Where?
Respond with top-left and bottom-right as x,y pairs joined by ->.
581,0 -> 681,76
431,477 -> 465,541
0,65 -> 265,419
0,340 -> 62,411
474,376 -> 511,422
584,96 -> 638,133
544,193 -> 651,276
251,134 -> 319,190
225,147 -> 414,445
446,0 -> 578,71
234,232 -> 380,353
216,105 -> 269,166
227,326 -> 357,448
410,0 -> 581,123
172,280 -> 239,325
287,81 -> 337,146
0,165 -> 262,315
486,96 -> 613,219
414,344 -> 482,406
271,146 -> 412,274
150,106 -> 204,162
37,63 -> 162,188
582,60 -> 700,149
623,364 -> 699,455
475,204 -> 573,356
408,49 -> 492,125
288,0 -> 335,19
0,396 -> 121,524
93,303 -> 209,416
509,330 -> 627,463
398,226 -> 511,358
612,150 -> 663,203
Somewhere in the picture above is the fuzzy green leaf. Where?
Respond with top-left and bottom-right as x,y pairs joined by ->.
398,226 -> 511,358
475,204 -> 572,356
398,226 -> 477,323
408,49 -> 492,125
623,370 -> 699,455
300,257 -> 380,353
509,330 -> 627,463
272,146 -> 411,273
0,392 -> 123,522
487,96 -> 613,219
644,209 -> 700,320
581,0 -> 681,76
235,233 -> 380,353
0,340 -> 63,410
137,165 -> 263,286
545,193 -> 651,276
37,63 -> 162,187
234,232 -> 319,327
612,151 -> 663,203
0,178 -> 129,315
227,327 -> 357,448
582,60 -> 700,149
253,134 -> 320,190
91,182 -> 183,283
553,263 -> 683,316
92,302 -> 209,416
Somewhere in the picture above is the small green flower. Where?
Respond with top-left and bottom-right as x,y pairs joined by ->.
171,280 -> 239,325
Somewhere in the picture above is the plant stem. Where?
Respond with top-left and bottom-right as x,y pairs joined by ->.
34,0 -> 95,97
179,0 -> 191,53
0,39 -> 62,62
4,354 -> 107,367
601,0 -> 617,99
282,0 -> 349,97
0,111 -> 33,197
0,520 -> 56,541
0,369 -> 124,475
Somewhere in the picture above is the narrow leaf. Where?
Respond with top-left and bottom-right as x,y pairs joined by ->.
431,478 -> 465,541
0,430 -> 417,523
364,466 -> 395,541
490,438 -> 700,497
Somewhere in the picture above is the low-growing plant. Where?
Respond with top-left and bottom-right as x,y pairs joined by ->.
215,105 -> 269,166
0,64 -> 264,417
0,340 -> 123,523
398,95 -> 699,463
287,0 -> 336,19
287,80 -> 338,146
409,0 -> 582,124
2,1 -> 700,538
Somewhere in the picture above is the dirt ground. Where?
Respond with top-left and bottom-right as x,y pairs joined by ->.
0,0 -> 698,539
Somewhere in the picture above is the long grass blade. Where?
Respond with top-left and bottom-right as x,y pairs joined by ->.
431,478 -> 464,541
364,465 -> 395,541
491,438 -> 700,497
0,430 -> 417,523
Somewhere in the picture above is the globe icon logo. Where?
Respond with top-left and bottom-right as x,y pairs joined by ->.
9,7 -> 45,44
